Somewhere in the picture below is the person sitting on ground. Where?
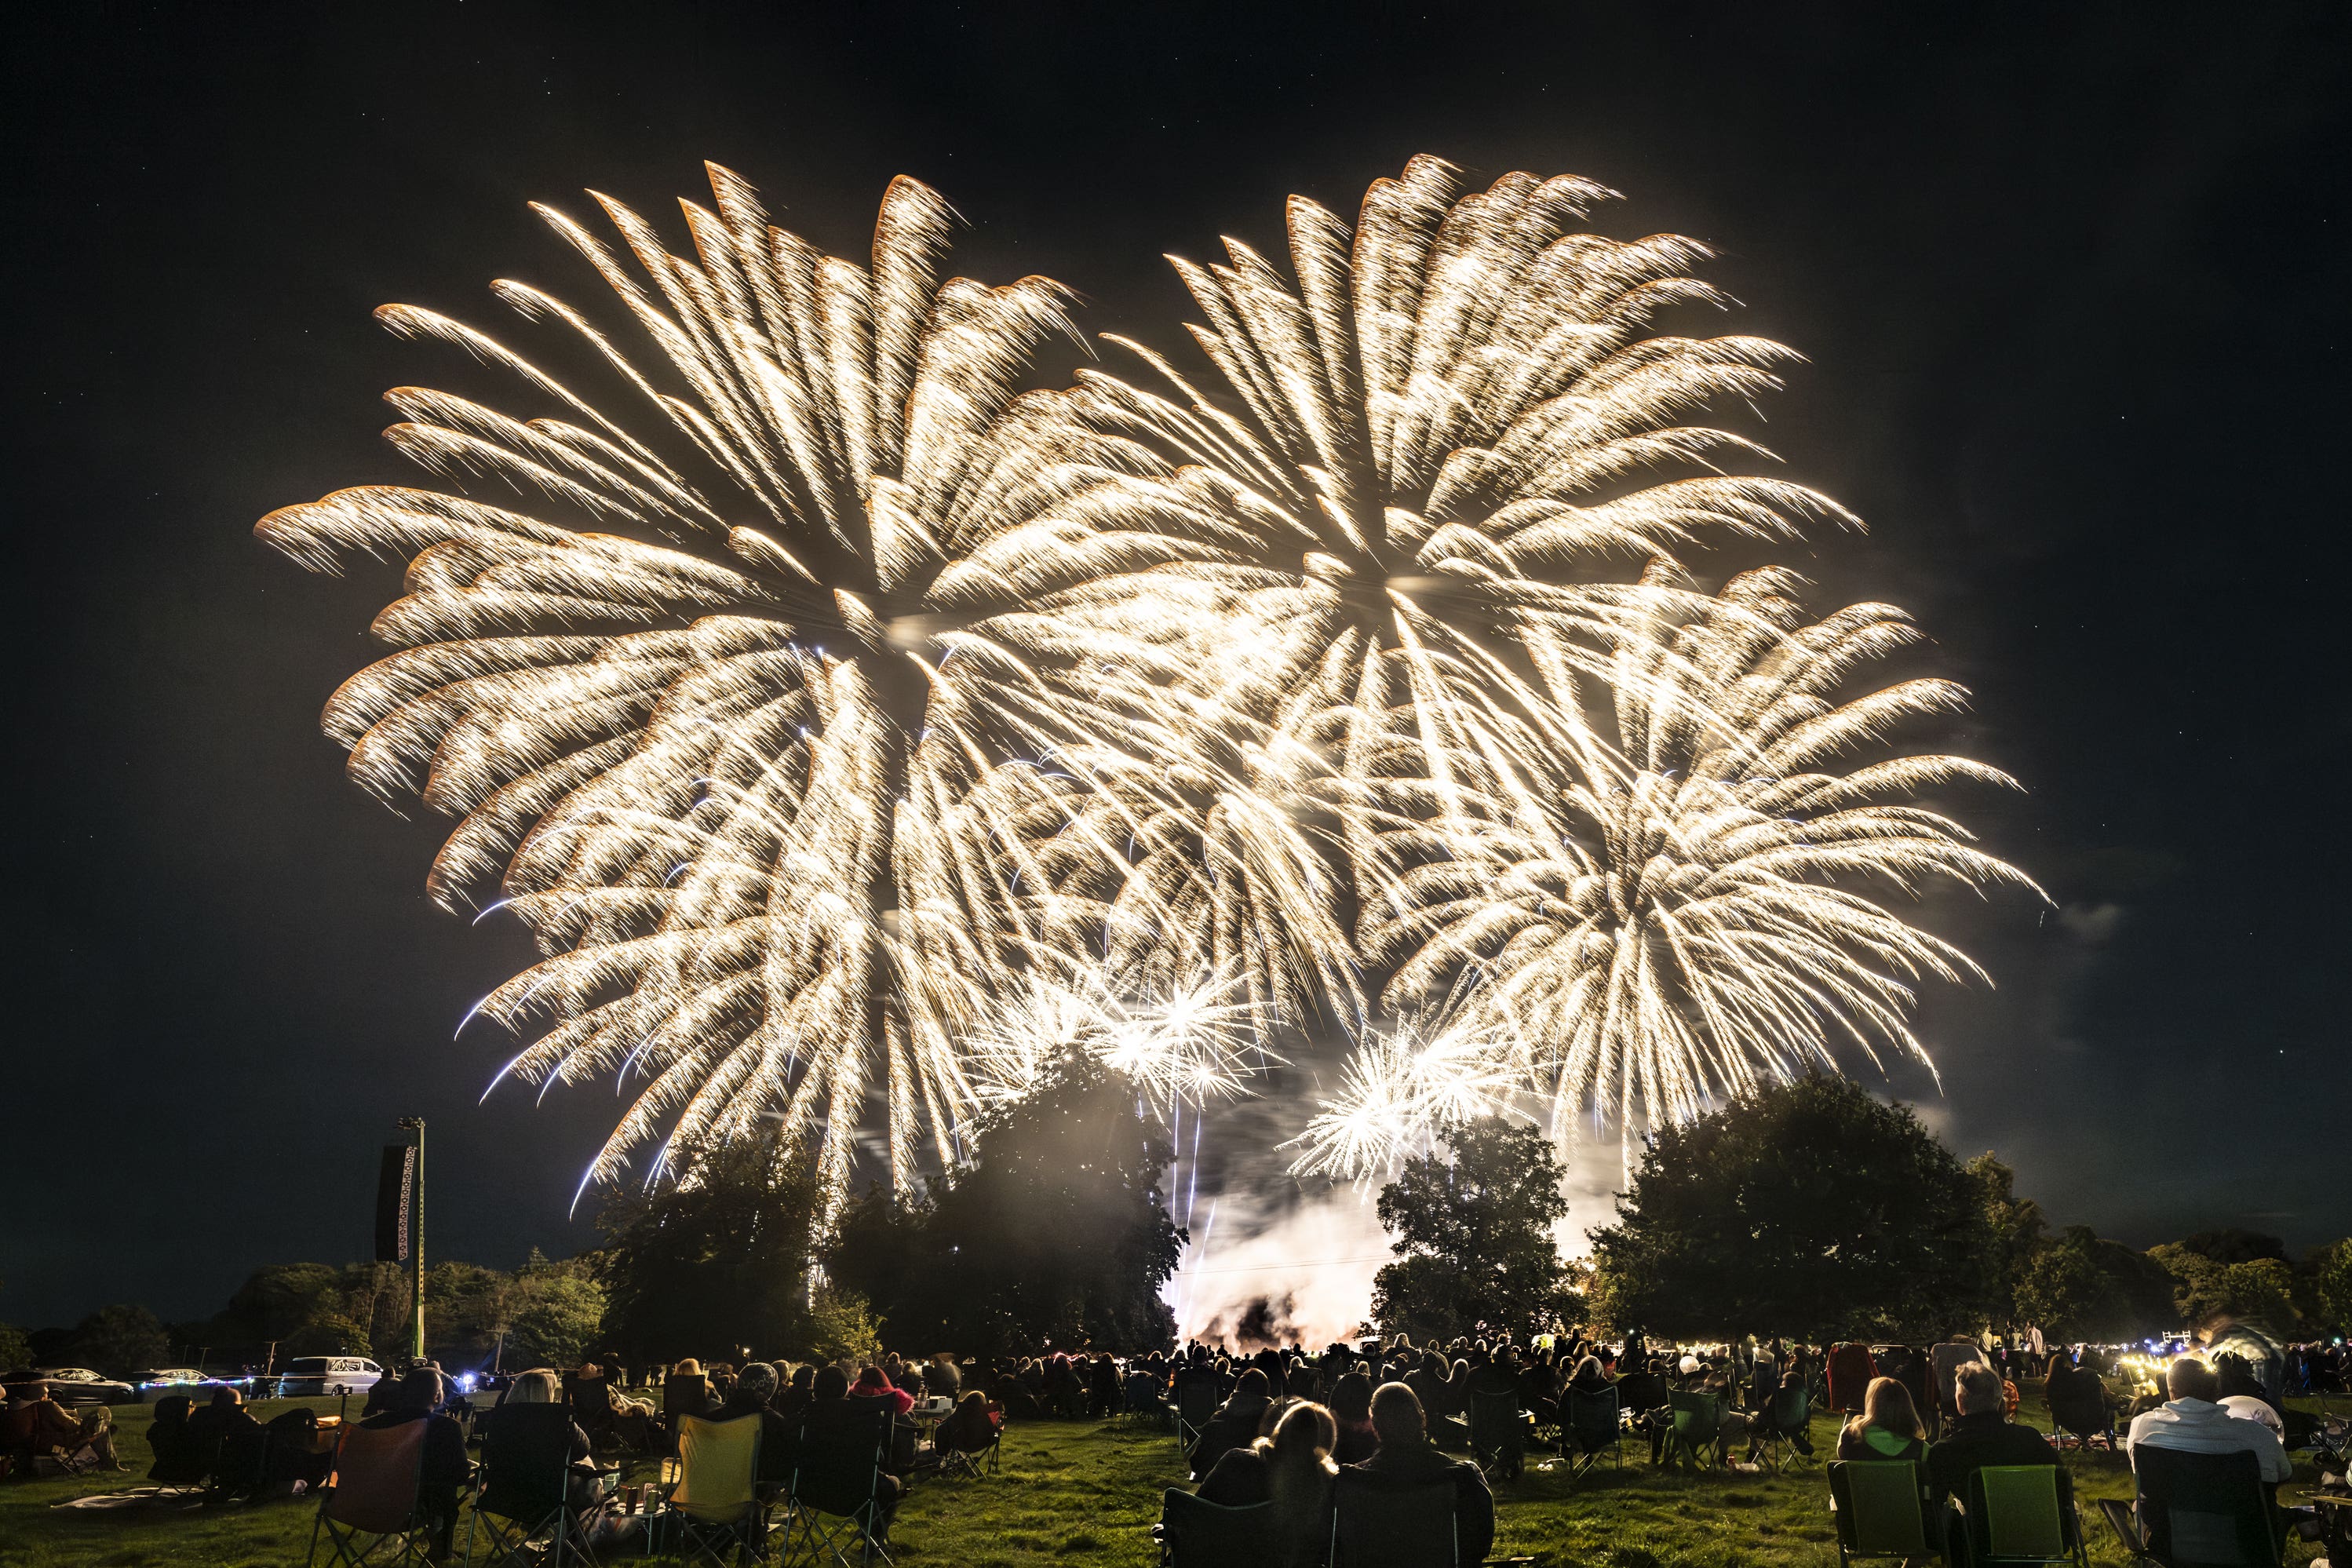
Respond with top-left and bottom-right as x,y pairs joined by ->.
1329,1373 -> 1379,1464
2126,1355 -> 2291,1485
362,1367 -> 472,1564
1837,1374 -> 1927,1464
6,1383 -> 125,1471
1189,1366 -> 1274,1480
505,1369 -> 605,1509
1345,1383 -> 1494,1565
801,1366 -> 903,1541
1198,1400 -> 1339,1567
1926,1360 -> 2058,1557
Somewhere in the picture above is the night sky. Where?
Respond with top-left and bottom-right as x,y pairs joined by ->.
8,2 -> 2347,1333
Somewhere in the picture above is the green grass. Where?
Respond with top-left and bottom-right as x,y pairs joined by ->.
0,1393 -> 2333,1565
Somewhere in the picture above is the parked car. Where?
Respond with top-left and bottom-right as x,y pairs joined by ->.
130,1368 -> 241,1402
272,1355 -> 384,1397
4,1367 -> 138,1404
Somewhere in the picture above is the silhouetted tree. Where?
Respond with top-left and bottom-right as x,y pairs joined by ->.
1590,1076 -> 1994,1341
1371,1120 -> 1573,1340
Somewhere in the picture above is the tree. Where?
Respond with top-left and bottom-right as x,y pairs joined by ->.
2015,1226 -> 2177,1343
67,1304 -> 173,1375
2150,1243 -> 2297,1333
506,1254 -> 608,1370
2304,1238 -> 2352,1334
1588,1076 -> 1993,1341
0,1323 -> 30,1375
828,1055 -> 1184,1358
2174,1230 -> 2288,1267
1966,1153 -> 2046,1330
1371,1120 -> 1572,1340
594,1130 -> 829,1363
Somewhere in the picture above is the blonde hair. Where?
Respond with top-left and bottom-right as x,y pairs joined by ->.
509,1369 -> 560,1404
1845,1375 -> 1924,1442
673,1358 -> 703,1377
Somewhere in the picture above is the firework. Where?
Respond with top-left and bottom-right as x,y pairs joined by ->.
1070,156 -> 1854,1034
963,963 -> 1268,1115
1282,1016 -> 1520,1180
1362,566 -> 2041,1165
257,166 -> 1214,1199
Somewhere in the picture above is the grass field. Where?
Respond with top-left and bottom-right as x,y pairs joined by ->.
0,1391 -> 2334,1566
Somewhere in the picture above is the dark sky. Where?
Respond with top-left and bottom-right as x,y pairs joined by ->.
7,2 -> 2348,1332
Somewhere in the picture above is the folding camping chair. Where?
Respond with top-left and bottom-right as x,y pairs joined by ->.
1172,1371 -> 1220,1455
1154,1488 -> 1276,1568
1121,1370 -> 1167,1431
1468,1385 -> 1526,1483
145,1395 -> 211,1496
1564,1385 -> 1622,1478
1663,1390 -> 1723,1471
2099,1444 -> 2284,1567
2047,1380 -> 2117,1454
308,1419 -> 432,1568
1960,1464 -> 2088,1566
464,1401 -> 606,1568
935,1413 -> 1001,1480
1826,1459 -> 1933,1568
1754,1382 -> 1817,1472
778,1406 -> 894,1568
1329,1471 -> 1459,1568
658,1413 -> 766,1568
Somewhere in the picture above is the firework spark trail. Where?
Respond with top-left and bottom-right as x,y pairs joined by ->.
1055,155 -> 1859,1042
257,165 -> 1231,1203
1340,565 -> 2043,1171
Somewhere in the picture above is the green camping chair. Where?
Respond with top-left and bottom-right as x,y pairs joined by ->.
1754,1383 -> 1816,1471
1663,1390 -> 1722,1471
1828,1459 -> 1933,1568
1962,1464 -> 2087,1566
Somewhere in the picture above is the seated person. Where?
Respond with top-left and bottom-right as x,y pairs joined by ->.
1198,1401 -> 1338,1568
1927,1362 -> 2058,1562
2127,1355 -> 2291,1484
1838,1375 -> 1927,1464
187,1385 -> 268,1490
936,1389 -> 1002,1455
801,1366 -> 903,1540
851,1365 -> 915,1417
5,1385 -> 124,1471
775,1365 -> 816,1424
1750,1367 -> 1816,1459
1344,1383 -> 1494,1566
1189,1367 -> 1274,1480
361,1367 -> 473,1561
1328,1373 -> 1378,1465
579,1361 -> 655,1447
504,1369 -> 605,1509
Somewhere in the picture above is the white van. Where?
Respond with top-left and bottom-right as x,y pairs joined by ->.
275,1355 -> 385,1396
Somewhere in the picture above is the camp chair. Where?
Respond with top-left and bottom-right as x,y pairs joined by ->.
1828,1460 -> 1933,1568
308,1419 -> 431,1568
658,1413 -> 766,1568
1154,1488 -> 1277,1567
662,1373 -> 712,1450
1330,1471 -> 1458,1568
1564,1385 -> 1623,1477
1121,1370 -> 1166,1431
1173,1371 -> 1220,1455
1960,1464 -> 2088,1566
2046,1380 -> 2117,1454
1663,1390 -> 1723,1471
2102,1444 -> 2283,1567
934,1413 -> 1001,1480
146,1395 -> 210,1493
465,1402 -> 603,1568
1755,1384 -> 1817,1472
565,1375 -> 622,1452
1468,1385 -> 1526,1483
778,1407 -> 893,1568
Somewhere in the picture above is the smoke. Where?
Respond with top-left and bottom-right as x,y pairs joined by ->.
1162,1085 -> 1638,1348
